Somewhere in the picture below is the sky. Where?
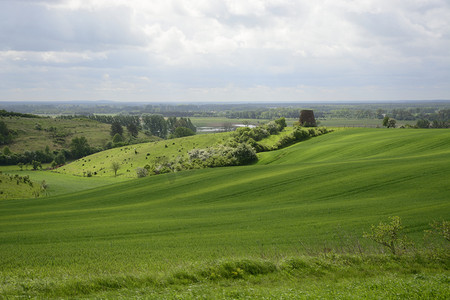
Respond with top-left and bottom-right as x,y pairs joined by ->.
1,0 -> 449,103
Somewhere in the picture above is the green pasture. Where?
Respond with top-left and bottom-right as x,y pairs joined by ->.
56,132 -> 231,178
2,168 -> 128,198
0,128 -> 449,298
0,173 -> 41,199
1,116 -> 111,153
318,117 -> 414,128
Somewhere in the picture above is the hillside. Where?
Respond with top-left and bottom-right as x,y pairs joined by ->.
1,116 -> 155,154
0,128 -> 449,297
56,131 -> 231,177
0,173 -> 41,199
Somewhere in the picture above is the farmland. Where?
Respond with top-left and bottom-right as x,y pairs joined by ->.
0,127 -> 449,298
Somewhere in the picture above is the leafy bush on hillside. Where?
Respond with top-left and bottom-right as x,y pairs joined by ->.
363,216 -> 413,255
272,127 -> 331,150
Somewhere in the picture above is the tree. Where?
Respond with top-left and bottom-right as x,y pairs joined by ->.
112,133 -> 124,143
222,122 -> 234,132
31,160 -> 42,170
363,216 -> 412,255
110,121 -> 123,137
126,123 -> 139,137
388,119 -> 397,128
54,152 -> 66,165
3,146 -> 12,155
0,121 -> 13,145
111,161 -> 120,177
172,127 -> 195,138
416,119 -> 430,128
382,116 -> 390,127
142,114 -> 167,138
70,136 -> 91,159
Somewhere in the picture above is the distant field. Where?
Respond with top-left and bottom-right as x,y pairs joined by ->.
0,128 -> 449,298
190,117 -> 271,127
319,118 -> 381,127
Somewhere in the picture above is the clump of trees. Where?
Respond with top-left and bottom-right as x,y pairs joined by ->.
142,115 -> 197,139
382,116 -> 397,128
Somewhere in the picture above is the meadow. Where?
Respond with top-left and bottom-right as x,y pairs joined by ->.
56,132 -> 232,178
1,116 -> 153,154
0,128 -> 449,298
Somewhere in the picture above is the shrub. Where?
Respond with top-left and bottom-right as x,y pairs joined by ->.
363,216 -> 413,255
426,220 -> 450,242
232,143 -> 257,165
136,167 -> 148,178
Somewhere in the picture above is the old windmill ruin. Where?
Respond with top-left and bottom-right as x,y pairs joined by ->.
299,110 -> 317,127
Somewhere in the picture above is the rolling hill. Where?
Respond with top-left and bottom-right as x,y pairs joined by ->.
0,128 -> 449,298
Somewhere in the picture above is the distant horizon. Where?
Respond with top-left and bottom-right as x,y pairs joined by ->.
1,99 -> 450,106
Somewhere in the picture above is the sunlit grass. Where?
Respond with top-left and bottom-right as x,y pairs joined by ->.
0,128 -> 449,298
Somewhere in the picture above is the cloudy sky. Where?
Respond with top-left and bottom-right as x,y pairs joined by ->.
1,0 -> 449,102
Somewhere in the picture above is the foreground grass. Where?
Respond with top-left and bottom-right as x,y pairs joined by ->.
0,128 -> 449,298
1,254 -> 448,298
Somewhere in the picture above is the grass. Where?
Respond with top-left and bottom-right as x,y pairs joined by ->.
1,116 -> 111,153
1,168 -> 129,198
319,118 -> 385,127
0,128 -> 449,298
56,132 -> 232,178
0,173 -> 41,199
1,116 -> 154,154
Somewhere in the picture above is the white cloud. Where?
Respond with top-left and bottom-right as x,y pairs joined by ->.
0,0 -> 449,101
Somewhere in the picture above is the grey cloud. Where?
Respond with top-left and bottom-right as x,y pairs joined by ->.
0,1 -> 145,52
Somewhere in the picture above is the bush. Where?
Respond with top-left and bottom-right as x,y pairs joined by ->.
232,143 -> 257,165
136,167 -> 149,178
363,216 -> 413,255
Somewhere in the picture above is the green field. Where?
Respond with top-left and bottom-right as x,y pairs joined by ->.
1,116 -> 155,154
56,132 -> 232,178
0,128 -> 449,298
